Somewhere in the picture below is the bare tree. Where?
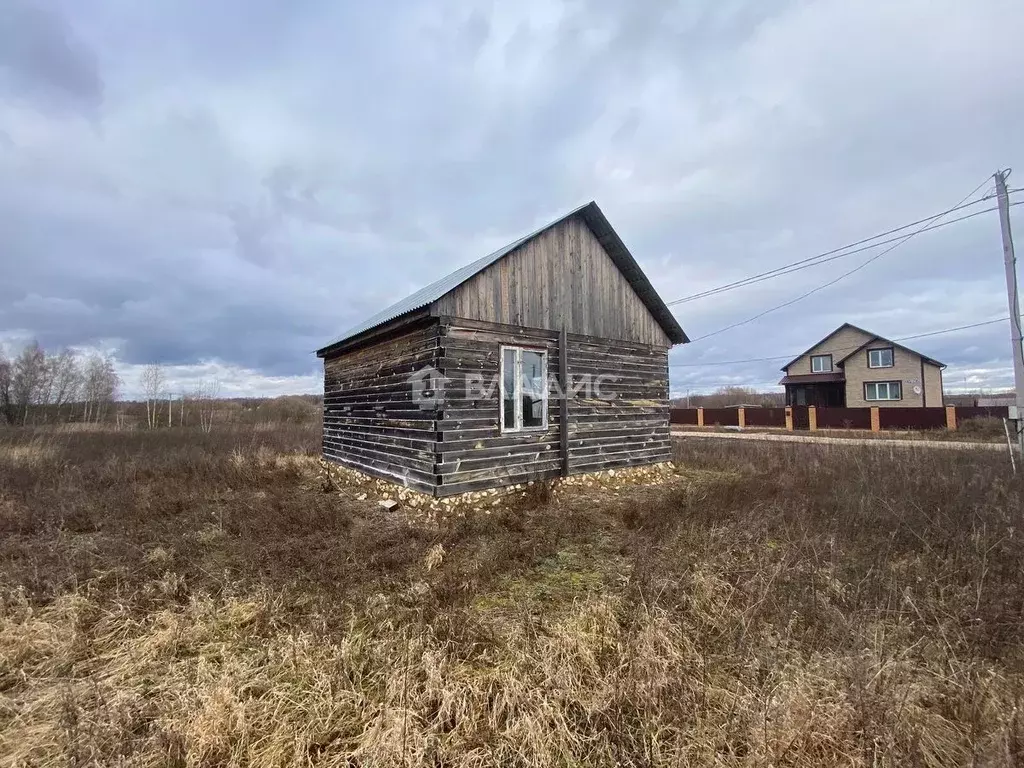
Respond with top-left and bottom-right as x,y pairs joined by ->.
82,355 -> 100,423
141,364 -> 165,429
49,349 -> 82,418
0,344 -> 88,425
82,354 -> 120,423
0,351 -> 13,426
12,341 -> 47,424
193,379 -> 221,433
82,358 -> 97,423
97,355 -> 120,422
37,355 -> 56,413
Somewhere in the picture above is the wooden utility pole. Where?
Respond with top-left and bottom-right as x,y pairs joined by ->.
995,169 -> 1024,453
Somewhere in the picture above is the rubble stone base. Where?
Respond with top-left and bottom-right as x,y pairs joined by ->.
318,459 -> 677,522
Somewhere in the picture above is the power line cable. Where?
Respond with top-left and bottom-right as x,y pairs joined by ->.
689,178 -> 993,340
688,179 -> 1008,343
666,193 -> 1001,306
670,317 -> 1010,367
671,201 -> 1009,305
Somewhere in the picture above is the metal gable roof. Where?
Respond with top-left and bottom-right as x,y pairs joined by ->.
316,201 -> 688,355
780,322 -> 946,372
779,323 -> 871,372
834,335 -> 945,369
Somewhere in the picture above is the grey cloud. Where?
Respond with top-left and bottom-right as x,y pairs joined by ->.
0,0 -> 103,112
2,0 -> 1023,395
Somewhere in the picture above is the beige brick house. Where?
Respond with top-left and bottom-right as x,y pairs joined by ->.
779,324 -> 944,408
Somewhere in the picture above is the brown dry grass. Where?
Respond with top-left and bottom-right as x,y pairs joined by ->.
1,424 -> 1023,766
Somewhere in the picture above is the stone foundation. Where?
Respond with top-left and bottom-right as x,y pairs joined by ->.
318,459 -> 677,522
549,461 -> 676,498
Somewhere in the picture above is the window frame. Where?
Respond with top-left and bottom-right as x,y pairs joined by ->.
867,347 -> 895,369
499,345 -> 549,433
864,380 -> 902,402
810,354 -> 833,373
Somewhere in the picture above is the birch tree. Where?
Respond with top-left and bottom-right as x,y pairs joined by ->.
12,341 -> 46,424
141,364 -> 165,429
82,354 -> 120,423
97,355 -> 120,422
194,379 -> 220,433
49,349 -> 82,417
0,351 -> 12,426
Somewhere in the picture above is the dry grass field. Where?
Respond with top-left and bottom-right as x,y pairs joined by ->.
2,422 -> 1023,766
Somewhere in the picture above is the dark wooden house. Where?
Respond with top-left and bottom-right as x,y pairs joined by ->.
316,202 -> 688,496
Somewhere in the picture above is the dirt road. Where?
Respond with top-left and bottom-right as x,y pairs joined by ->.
671,429 -> 1008,451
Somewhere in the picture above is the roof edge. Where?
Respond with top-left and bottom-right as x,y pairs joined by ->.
315,306 -> 434,358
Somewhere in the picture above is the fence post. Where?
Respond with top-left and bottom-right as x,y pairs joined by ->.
785,406 -> 793,431
737,407 -> 746,428
870,407 -> 880,432
946,405 -> 957,431
697,407 -> 704,427
808,406 -> 817,431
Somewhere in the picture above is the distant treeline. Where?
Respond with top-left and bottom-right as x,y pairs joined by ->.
107,394 -> 323,430
672,387 -> 785,409
0,341 -> 119,426
1,338 -> 323,429
1,390 -> 323,430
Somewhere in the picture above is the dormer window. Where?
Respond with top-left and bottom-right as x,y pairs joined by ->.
868,348 -> 894,368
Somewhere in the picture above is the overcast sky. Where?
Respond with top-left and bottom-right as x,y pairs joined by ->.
2,0 -> 1023,398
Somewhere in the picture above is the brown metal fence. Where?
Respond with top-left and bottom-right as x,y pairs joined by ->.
669,408 -> 699,425
743,407 -> 787,427
669,405 -> 1001,433
878,407 -> 948,430
817,407 -> 872,430
701,407 -> 740,427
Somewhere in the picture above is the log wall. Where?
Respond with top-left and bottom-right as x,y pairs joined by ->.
322,320 -> 442,494
323,316 -> 672,497
436,318 -> 670,497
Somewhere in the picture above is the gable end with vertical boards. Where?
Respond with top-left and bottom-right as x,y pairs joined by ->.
433,212 -> 674,346
316,202 -> 687,356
